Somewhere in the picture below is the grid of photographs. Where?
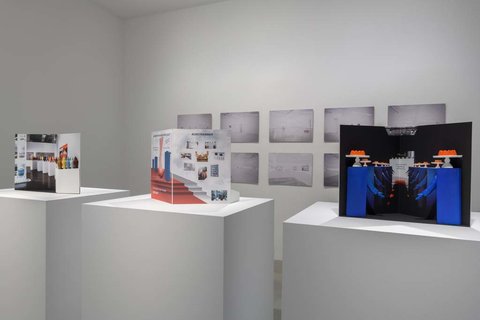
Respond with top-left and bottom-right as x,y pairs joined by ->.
173,103 -> 447,190
388,104 -> 446,128
324,106 -> 375,143
221,112 -> 259,143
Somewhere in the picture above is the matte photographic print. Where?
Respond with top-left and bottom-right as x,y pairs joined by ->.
211,190 -> 228,201
269,109 -> 314,143
205,140 -> 217,149
269,153 -> 313,187
177,114 -> 212,129
181,152 -> 192,160
388,104 -> 446,128
221,112 -> 260,143
214,152 -> 225,160
324,153 -> 340,188
184,163 -> 195,171
231,153 -> 259,185
198,167 -> 208,180
324,106 -> 375,143
195,151 -> 209,162
211,164 -> 219,177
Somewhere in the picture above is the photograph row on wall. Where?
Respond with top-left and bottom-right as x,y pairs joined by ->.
177,103 -> 446,143
234,152 -> 339,188
177,103 -> 447,188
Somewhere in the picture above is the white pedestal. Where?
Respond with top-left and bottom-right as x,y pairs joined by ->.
82,195 -> 274,320
282,202 -> 480,320
55,168 -> 80,194
0,188 -> 130,320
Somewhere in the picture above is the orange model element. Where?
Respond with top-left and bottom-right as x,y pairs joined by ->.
349,150 -> 366,156
438,150 -> 457,156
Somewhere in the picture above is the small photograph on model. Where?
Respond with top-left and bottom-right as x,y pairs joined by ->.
181,153 -> 192,160
196,151 -> 209,162
211,190 -> 228,201
198,167 -> 208,180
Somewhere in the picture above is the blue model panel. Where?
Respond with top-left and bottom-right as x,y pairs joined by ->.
437,168 -> 462,225
346,167 -> 369,217
164,151 -> 172,182
426,168 -> 437,212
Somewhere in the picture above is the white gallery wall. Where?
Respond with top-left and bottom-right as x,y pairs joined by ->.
0,0 -> 479,260
123,0 -> 480,259
0,0 -> 124,190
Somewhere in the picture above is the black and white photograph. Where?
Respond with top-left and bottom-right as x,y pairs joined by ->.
180,152 -> 192,160
324,106 -> 375,142
184,163 -> 195,171
388,104 -> 446,128
221,111 -> 260,143
210,164 -> 219,177
214,152 -> 225,160
177,113 -> 212,129
268,153 -> 313,187
324,153 -> 339,188
269,109 -> 314,143
231,153 -> 259,184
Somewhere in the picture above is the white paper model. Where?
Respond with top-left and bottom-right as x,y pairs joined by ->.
151,129 -> 231,204
14,133 -> 81,194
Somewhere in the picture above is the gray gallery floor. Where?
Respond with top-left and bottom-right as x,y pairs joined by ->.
274,260 -> 282,320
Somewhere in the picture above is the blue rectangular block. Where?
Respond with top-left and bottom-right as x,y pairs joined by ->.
346,167 -> 369,217
437,168 -> 462,226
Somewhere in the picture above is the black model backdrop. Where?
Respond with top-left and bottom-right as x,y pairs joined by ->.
339,123 -> 472,226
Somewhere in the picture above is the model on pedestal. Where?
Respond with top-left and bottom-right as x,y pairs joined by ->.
14,133 -> 81,194
339,122 -> 472,226
151,129 -> 233,204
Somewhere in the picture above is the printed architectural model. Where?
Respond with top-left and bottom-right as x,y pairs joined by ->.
14,133 -> 81,194
151,129 -> 231,204
339,123 -> 472,226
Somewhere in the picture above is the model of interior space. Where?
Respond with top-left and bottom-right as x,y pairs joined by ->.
340,122 -> 472,226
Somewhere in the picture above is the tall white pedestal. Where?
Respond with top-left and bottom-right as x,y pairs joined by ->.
0,188 -> 130,320
82,195 -> 274,320
282,202 -> 480,320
